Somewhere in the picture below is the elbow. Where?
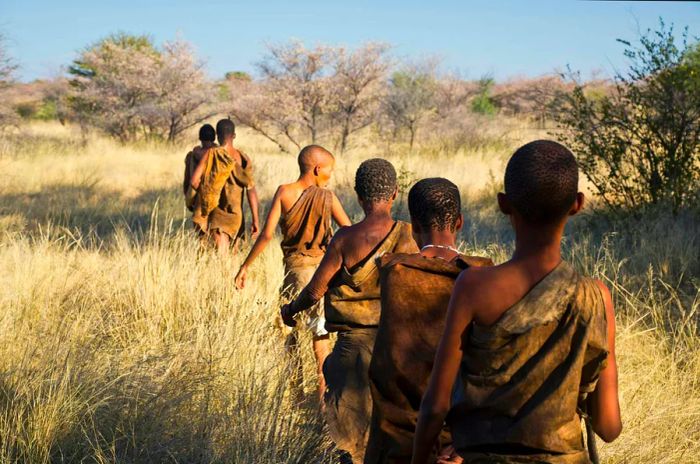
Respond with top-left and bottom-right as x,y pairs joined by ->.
419,396 -> 449,421
595,420 -> 622,443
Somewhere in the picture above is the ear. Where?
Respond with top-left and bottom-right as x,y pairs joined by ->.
232,132 -> 236,140
391,188 -> 398,201
454,213 -> 464,232
569,192 -> 585,216
497,192 -> 512,215
313,165 -> 320,177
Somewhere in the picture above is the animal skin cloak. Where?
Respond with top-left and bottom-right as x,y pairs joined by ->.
447,261 -> 608,464
192,147 -> 254,239
322,221 -> 417,464
365,252 -> 493,464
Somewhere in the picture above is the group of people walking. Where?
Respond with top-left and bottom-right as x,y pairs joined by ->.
183,118 -> 622,464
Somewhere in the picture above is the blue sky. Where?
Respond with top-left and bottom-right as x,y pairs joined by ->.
1,0 -> 698,82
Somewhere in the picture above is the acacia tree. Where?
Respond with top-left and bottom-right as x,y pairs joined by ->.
493,75 -> 571,127
556,20 -> 700,213
0,33 -> 19,128
69,33 -> 215,142
258,41 -> 334,145
330,43 -> 391,153
228,75 -> 300,153
384,62 -> 438,149
156,40 -> 218,142
433,74 -> 479,119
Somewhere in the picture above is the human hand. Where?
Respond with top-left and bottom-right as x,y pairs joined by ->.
251,222 -> 260,241
436,445 -> 463,464
280,304 -> 297,327
234,267 -> 247,289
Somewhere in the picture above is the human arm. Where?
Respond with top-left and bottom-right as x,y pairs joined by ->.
412,270 -> 477,464
246,187 -> 261,239
587,280 -> 622,442
280,233 -> 344,326
183,153 -> 191,196
235,187 -> 282,289
190,149 -> 210,189
331,192 -> 352,227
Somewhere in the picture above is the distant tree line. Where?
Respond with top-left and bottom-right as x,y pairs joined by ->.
0,21 -> 698,212
0,33 -> 577,149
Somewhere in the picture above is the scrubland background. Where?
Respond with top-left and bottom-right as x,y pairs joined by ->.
0,119 -> 697,463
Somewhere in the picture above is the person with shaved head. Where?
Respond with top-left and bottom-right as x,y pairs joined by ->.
365,178 -> 492,464
281,159 -> 419,463
412,141 -> 622,464
235,144 -> 351,401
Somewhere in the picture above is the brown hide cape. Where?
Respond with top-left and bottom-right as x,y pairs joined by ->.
280,186 -> 334,337
323,221 -> 417,463
280,185 -> 333,267
365,252 -> 493,464
324,221 -> 417,332
448,261 -> 608,464
192,147 -> 254,239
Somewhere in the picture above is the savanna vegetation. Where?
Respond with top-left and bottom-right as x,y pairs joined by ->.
0,19 -> 698,464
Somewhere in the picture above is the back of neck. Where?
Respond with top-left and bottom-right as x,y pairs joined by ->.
419,230 -> 459,260
297,174 -> 317,189
512,227 -> 563,271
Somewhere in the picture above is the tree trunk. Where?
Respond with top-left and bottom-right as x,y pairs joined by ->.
409,124 -> 416,150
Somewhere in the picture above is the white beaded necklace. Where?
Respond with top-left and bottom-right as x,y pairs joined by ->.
420,244 -> 460,254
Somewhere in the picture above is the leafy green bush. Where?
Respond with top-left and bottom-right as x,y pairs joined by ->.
471,76 -> 497,115
556,20 -> 700,214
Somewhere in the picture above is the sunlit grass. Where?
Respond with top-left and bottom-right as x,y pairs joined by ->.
0,121 -> 697,463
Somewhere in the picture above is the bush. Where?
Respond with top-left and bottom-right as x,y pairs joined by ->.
555,20 -> 700,214
471,76 -> 497,116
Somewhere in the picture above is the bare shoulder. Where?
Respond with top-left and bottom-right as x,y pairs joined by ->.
452,263 -> 518,324
454,265 -> 501,300
330,222 -> 353,242
592,278 -> 615,320
275,184 -> 295,204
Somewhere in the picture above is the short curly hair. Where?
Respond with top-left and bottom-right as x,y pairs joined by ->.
354,158 -> 397,203
504,140 -> 579,224
198,124 -> 215,142
408,178 -> 461,232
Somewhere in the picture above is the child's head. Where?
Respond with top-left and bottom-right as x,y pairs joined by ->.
408,177 -> 463,247
354,158 -> 398,209
499,140 -> 583,227
298,145 -> 335,187
216,118 -> 236,145
199,124 -> 215,143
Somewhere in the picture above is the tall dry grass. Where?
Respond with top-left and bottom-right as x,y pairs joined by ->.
0,121 -> 698,463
